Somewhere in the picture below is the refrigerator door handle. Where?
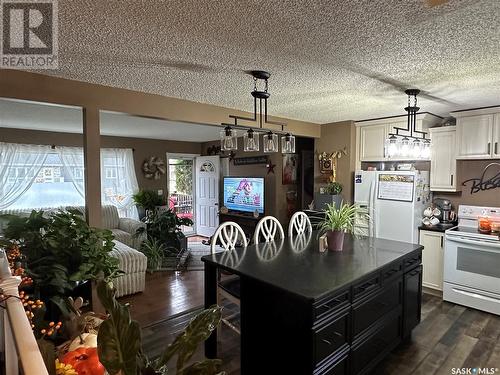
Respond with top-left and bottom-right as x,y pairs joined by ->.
368,179 -> 376,237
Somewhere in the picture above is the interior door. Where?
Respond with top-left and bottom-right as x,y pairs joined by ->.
195,156 -> 220,237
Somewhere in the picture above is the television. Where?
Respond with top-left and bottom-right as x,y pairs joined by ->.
223,177 -> 265,214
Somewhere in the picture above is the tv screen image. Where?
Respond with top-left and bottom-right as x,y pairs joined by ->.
223,177 -> 264,214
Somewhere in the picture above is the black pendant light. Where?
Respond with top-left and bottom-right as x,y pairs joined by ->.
222,71 -> 294,153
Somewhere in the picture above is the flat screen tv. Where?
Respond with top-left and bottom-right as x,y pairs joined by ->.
223,177 -> 265,214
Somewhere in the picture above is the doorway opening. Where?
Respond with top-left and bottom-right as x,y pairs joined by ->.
167,153 -> 197,235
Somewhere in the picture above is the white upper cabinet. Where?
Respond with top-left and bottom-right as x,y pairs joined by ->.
429,127 -> 457,192
456,114 -> 494,159
493,113 -> 500,158
358,123 -> 387,161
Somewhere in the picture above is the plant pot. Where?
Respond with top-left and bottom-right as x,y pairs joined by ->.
326,230 -> 345,251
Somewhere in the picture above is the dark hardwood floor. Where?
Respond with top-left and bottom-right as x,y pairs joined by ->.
125,271 -> 500,374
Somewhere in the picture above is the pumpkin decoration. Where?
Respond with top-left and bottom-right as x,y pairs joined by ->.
68,333 -> 98,352
142,156 -> 166,180
61,347 -> 105,375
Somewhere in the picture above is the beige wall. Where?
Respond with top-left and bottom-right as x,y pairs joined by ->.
0,70 -> 320,226
434,159 -> 500,209
0,128 -> 202,193
201,141 -> 297,224
314,120 -> 357,203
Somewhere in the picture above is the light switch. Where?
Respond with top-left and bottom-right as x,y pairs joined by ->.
157,189 -> 163,196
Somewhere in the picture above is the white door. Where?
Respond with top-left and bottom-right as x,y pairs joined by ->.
493,114 -> 500,158
420,230 -> 444,291
430,127 -> 457,192
456,114 -> 493,159
359,124 -> 387,161
195,156 -> 220,237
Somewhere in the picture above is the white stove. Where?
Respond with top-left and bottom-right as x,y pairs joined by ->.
444,205 -> 500,315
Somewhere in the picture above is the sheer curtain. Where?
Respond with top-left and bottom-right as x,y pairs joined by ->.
56,146 -> 86,199
101,148 -> 139,219
0,142 -> 51,210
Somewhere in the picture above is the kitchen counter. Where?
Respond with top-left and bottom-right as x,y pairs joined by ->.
203,232 -> 423,374
419,224 -> 456,233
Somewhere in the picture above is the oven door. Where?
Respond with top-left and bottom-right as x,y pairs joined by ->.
444,235 -> 500,295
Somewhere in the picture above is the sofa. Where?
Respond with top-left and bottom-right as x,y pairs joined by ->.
0,205 -> 147,298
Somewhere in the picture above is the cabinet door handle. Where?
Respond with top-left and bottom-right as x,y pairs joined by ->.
495,142 -> 498,155
488,142 -> 491,155
450,174 -> 454,186
441,236 -> 444,248
322,339 -> 333,345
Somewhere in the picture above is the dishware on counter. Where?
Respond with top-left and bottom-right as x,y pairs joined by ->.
430,217 -> 440,226
478,216 -> 492,234
432,207 -> 442,217
423,207 -> 433,218
422,217 -> 431,226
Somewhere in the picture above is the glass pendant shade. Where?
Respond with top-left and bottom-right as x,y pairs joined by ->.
220,126 -> 238,151
263,131 -> 278,153
281,133 -> 296,154
243,129 -> 260,152
387,135 -> 398,158
411,139 -> 421,158
400,137 -> 410,157
421,140 -> 431,159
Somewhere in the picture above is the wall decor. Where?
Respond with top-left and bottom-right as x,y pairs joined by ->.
318,147 -> 347,182
142,156 -> 166,180
282,154 -> 298,185
233,155 -> 269,166
462,162 -> 500,194
266,162 -> 276,175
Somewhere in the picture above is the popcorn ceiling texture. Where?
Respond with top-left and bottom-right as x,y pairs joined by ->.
45,0 -> 500,123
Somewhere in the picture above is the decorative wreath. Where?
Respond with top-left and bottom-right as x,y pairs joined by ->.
142,156 -> 166,180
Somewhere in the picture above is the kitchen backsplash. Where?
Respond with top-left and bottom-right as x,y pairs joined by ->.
434,159 -> 500,208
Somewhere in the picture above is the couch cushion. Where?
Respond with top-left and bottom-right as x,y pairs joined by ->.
101,205 -> 120,229
111,240 -> 147,274
111,229 -> 134,248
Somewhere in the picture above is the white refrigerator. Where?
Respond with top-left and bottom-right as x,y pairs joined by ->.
354,170 -> 430,244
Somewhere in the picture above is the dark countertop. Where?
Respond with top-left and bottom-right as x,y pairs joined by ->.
419,224 -> 456,233
202,232 -> 423,301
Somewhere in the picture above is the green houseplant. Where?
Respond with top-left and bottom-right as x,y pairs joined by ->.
318,202 -> 365,251
96,280 -> 223,375
140,238 -> 165,271
0,210 -> 122,316
324,181 -> 343,195
133,190 -> 165,219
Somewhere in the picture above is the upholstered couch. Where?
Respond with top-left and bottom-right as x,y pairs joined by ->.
0,205 -> 147,297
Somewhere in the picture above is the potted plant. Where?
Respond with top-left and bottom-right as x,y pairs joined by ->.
132,190 -> 164,219
0,209 -> 122,318
316,181 -> 343,210
139,237 -> 165,271
318,202 -> 363,251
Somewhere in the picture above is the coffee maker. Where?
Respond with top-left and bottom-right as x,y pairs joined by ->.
434,198 -> 456,225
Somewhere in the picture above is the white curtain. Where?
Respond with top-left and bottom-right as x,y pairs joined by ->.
56,146 -> 86,199
101,148 -> 139,219
0,142 -> 51,210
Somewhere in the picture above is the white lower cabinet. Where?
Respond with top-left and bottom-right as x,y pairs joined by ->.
419,230 -> 444,291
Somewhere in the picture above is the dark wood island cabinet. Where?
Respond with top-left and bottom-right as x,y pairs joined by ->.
202,233 -> 423,375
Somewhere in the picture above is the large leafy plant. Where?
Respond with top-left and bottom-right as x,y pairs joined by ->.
324,181 -> 343,195
96,280 -> 223,375
0,210 -> 121,308
318,202 -> 366,234
133,190 -> 165,212
137,209 -> 193,253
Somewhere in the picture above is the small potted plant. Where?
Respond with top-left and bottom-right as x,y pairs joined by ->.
316,181 -> 343,210
318,202 -> 363,251
132,190 -> 164,219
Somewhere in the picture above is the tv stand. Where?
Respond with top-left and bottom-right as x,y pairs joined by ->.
219,212 -> 261,239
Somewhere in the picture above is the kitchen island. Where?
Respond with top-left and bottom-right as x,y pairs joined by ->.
202,233 -> 423,375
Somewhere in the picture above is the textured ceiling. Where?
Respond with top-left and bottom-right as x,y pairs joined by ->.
42,0 -> 500,123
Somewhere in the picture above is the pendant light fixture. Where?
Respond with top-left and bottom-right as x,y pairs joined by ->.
243,128 -> 260,151
281,133 -> 296,154
222,71 -> 294,153
263,131 -> 278,153
385,89 -> 430,159
220,125 -> 238,151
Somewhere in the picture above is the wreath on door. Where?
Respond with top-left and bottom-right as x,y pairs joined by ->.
142,156 -> 166,180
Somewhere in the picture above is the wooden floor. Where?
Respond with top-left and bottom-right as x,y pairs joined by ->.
118,270 -> 204,327
126,271 -> 500,374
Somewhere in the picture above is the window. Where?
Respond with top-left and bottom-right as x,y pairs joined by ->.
0,143 -> 139,219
